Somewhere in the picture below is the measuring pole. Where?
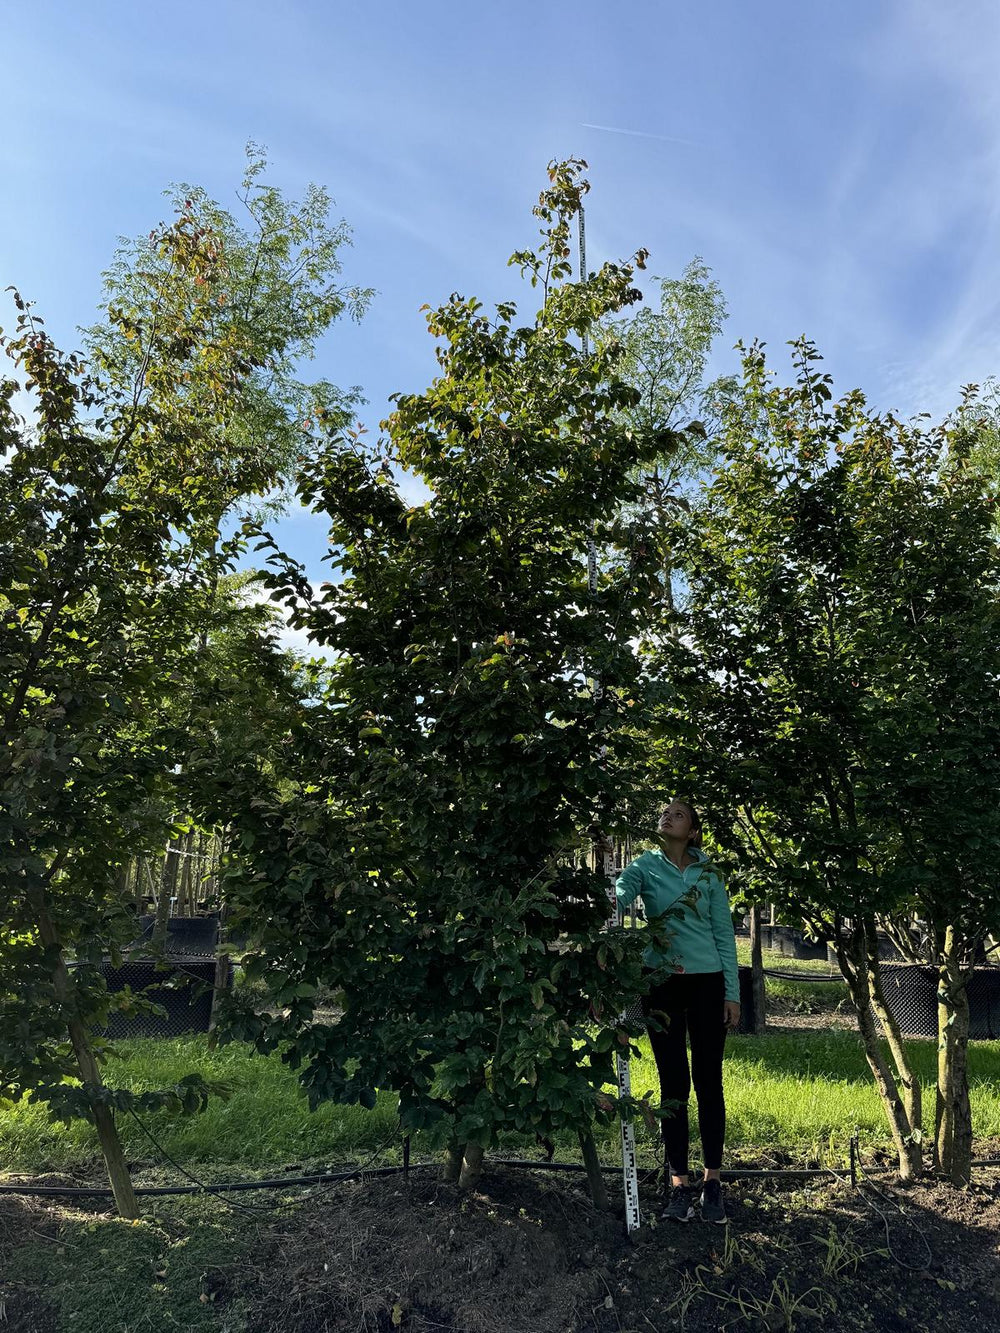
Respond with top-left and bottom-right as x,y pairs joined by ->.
580,204 -> 642,1235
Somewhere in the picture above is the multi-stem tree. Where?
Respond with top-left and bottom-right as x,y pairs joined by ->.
653,341 -> 1000,1182
213,162 -> 685,1188
0,153 -> 367,1216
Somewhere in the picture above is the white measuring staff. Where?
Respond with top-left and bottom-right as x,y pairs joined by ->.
604,846 -> 642,1234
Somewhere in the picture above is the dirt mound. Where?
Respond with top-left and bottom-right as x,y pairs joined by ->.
236,1165 -> 1000,1333
240,1169 -> 623,1333
4,1162 -> 999,1331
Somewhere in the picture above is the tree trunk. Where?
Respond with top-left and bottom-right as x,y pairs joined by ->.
749,903 -> 767,1032
176,830 -> 194,915
834,920 -> 922,1181
865,917 -> 922,1146
29,888 -> 139,1218
115,861 -> 131,908
579,1129 -> 609,1210
210,832 -> 222,903
209,900 -> 232,1032
152,843 -> 179,948
935,925 -> 973,1184
68,1016 -> 140,1219
443,1141 -> 464,1184
196,830 -> 208,912
458,1143 -> 484,1190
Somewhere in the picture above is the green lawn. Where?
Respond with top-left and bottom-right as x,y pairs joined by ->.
735,939 -> 840,975
3,1021 -> 1000,1178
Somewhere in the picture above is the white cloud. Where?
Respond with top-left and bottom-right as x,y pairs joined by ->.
833,0 -> 1000,415
244,583 -> 340,665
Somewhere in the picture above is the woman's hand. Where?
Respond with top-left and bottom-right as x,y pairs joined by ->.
723,1001 -> 741,1031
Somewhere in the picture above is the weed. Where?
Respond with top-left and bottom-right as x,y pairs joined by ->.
810,1221 -> 872,1279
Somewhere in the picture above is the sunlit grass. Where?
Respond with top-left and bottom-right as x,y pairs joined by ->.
0,1038 -> 400,1174
3,1019 -> 1000,1177
734,940 -> 839,975
602,1028 -> 1000,1166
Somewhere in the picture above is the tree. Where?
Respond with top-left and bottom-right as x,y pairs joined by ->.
652,341 -> 1000,1182
83,145 -> 371,512
964,378 -> 1000,484
601,257 -> 734,487
598,258 -> 736,631
0,155 -> 368,1216
210,162 -> 687,1191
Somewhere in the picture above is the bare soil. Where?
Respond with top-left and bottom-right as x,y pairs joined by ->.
1,1015 -> 992,1333
233,1163 -> 1000,1333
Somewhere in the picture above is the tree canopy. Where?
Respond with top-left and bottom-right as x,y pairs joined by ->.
0,154 -> 368,1215
208,161 -> 689,1185
652,340 -> 1000,1180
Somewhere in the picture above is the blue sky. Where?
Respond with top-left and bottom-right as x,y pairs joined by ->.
3,1 -> 998,646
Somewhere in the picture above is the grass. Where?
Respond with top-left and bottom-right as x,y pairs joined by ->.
3,994 -> 1000,1332
735,939 -> 840,975
0,960 -> 994,1180
623,1028 -> 1000,1163
5,1194 -> 256,1333
765,973 -> 849,1013
4,960 -> 997,1333
0,1037 -> 400,1174
3,1019 -> 1000,1179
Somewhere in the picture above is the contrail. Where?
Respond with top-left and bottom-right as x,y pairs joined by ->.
581,122 -> 701,148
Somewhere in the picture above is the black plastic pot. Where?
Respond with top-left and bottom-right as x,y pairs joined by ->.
827,933 -> 904,966
760,925 -> 825,960
759,925 -> 792,952
737,965 -> 756,1034
131,914 -> 219,957
785,932 -> 827,961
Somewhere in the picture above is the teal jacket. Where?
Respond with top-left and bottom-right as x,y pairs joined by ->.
615,847 -> 740,1003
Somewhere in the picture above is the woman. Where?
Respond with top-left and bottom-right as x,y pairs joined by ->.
615,800 -> 740,1225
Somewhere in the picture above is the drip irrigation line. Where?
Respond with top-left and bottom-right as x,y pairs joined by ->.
125,1106 -> 275,1217
0,1165 -> 412,1199
0,1156 -> 871,1200
837,1130 -> 938,1274
858,1185 -> 933,1273
762,968 -> 843,982
119,1106 -> 402,1218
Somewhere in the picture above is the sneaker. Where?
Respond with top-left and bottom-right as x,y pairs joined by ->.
700,1178 -> 728,1225
661,1183 -> 698,1222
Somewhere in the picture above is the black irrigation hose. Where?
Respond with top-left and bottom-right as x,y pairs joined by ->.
0,1165 -> 412,1198
762,968 -> 844,982
0,1158 -> 864,1199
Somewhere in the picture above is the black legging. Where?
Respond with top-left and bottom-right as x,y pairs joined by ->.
642,971 -> 727,1177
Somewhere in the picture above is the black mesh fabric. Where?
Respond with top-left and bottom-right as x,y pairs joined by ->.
99,959 -> 228,1038
877,964 -> 1000,1039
